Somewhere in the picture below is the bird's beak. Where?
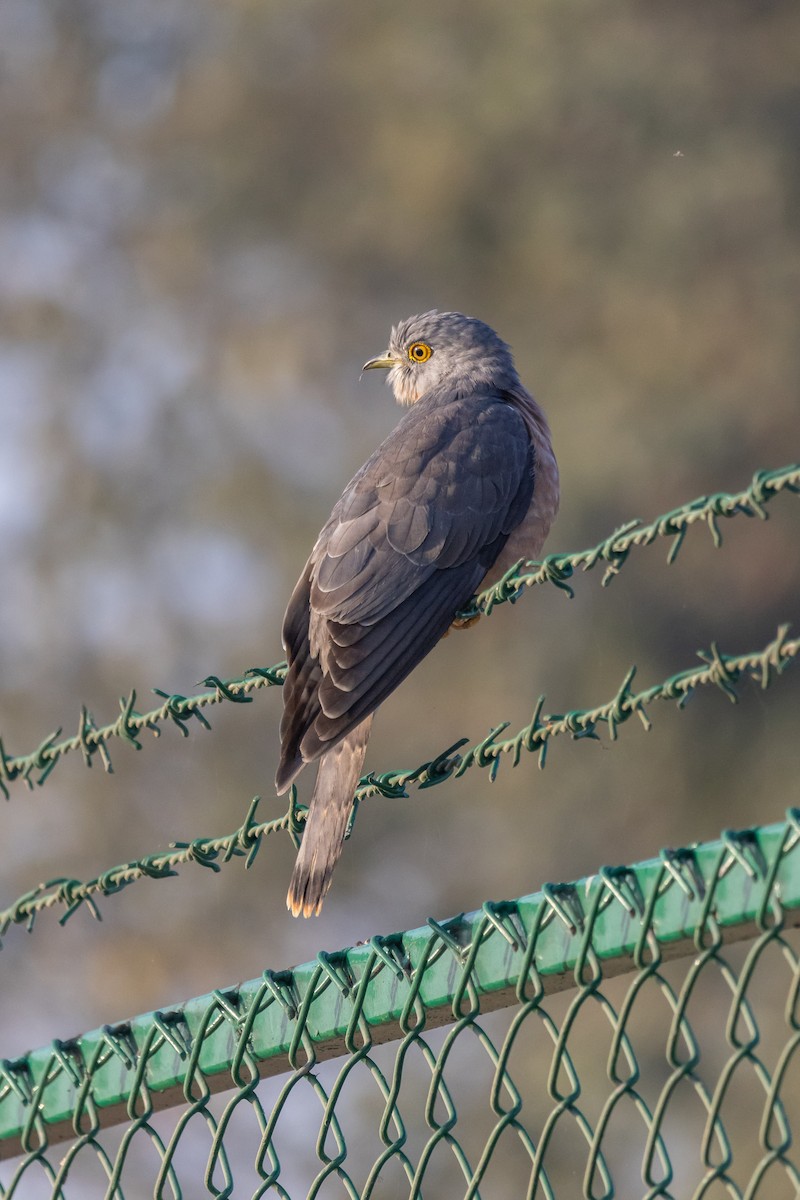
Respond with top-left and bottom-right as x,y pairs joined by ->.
362,353 -> 397,372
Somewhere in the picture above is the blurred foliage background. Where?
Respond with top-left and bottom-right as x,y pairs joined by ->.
0,0 -> 798,1068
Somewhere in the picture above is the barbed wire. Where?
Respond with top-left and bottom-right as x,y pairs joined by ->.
0,664 -> 288,800
460,461 -> 800,615
0,463 -> 797,799
1,624 -> 795,941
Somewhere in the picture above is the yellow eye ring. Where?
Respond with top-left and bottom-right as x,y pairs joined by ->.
407,341 -> 432,363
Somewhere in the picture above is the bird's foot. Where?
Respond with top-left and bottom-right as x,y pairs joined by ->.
445,613 -> 481,637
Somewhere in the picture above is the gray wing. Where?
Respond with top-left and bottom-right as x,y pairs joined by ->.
276,388 -> 533,791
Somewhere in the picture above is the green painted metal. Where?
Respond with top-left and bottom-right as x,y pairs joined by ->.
1,814 -> 798,1169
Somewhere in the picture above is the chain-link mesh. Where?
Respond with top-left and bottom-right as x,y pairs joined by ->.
1,814 -> 799,1199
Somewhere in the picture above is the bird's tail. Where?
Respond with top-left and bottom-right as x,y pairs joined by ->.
286,716 -> 373,918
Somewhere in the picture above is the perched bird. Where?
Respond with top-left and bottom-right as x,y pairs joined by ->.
277,311 -> 559,916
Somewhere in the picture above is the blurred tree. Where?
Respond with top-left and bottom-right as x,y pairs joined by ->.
0,0 -> 797,1063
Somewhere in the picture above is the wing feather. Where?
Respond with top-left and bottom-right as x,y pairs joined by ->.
277,387 -> 534,783
306,561 -> 484,753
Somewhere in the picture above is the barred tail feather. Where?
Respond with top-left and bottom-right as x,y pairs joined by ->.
286,716 -> 372,917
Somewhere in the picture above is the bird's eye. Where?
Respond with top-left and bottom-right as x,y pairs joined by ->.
407,341 -> 432,363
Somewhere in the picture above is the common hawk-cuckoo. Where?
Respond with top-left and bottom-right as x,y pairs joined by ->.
276,311 -> 559,916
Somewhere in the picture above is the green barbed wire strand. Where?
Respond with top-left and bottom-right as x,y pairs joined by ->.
461,461 -> 800,616
0,625 -> 795,942
0,663 -> 288,801
0,462 -> 797,800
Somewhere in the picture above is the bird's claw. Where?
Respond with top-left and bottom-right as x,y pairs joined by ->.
445,614 -> 481,637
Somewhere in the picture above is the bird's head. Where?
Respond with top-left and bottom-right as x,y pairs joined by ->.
362,310 -> 520,405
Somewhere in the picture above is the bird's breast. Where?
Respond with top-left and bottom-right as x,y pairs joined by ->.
482,390 -> 560,584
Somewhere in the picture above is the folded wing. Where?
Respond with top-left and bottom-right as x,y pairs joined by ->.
276,388 -> 534,791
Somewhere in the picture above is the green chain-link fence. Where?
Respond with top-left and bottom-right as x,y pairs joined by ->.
1,464 -> 798,1197
1,814 -> 800,1198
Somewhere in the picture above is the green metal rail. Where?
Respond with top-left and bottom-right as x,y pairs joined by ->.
2,814 -> 799,1197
